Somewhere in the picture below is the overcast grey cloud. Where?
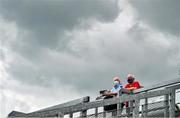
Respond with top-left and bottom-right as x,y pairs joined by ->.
0,0 -> 119,48
0,0 -> 180,118
129,0 -> 180,35
0,0 -> 120,89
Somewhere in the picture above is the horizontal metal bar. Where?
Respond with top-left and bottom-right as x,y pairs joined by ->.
145,106 -> 168,113
134,78 -> 180,93
24,88 -> 172,117
20,96 -> 90,117
166,84 -> 180,90
8,111 -> 26,117
12,81 -> 180,117
38,96 -> 89,112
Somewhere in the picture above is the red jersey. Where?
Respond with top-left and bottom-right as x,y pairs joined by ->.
124,81 -> 140,89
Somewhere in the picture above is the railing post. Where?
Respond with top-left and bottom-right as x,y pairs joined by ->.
57,112 -> 64,118
117,102 -> 122,116
117,89 -> 130,116
169,89 -> 176,117
126,105 -> 130,117
95,107 -> 98,118
80,110 -> 87,117
69,113 -> 73,118
133,98 -> 140,117
144,91 -> 148,117
141,104 -> 145,117
80,96 -> 90,118
120,88 -> 133,118
164,94 -> 169,117
130,100 -> 134,113
126,100 -> 134,117
112,110 -> 117,117
80,97 -> 90,118
117,92 -> 120,116
103,111 -> 106,118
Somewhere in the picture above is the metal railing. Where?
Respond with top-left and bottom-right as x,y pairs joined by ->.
8,78 -> 180,118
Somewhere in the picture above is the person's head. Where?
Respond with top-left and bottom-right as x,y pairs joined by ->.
127,74 -> 135,84
113,76 -> 121,85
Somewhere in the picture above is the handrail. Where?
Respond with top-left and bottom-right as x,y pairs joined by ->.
8,96 -> 90,117
8,78 -> 180,117
35,96 -> 90,112
8,111 -> 26,117
23,84 -> 180,117
134,78 -> 180,93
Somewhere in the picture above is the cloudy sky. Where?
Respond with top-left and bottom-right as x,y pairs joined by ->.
0,0 -> 180,117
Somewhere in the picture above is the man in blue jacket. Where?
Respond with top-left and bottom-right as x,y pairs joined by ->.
103,77 -> 123,113
103,77 -> 123,96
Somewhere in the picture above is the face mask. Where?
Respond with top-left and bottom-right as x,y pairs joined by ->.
127,79 -> 133,84
114,81 -> 119,85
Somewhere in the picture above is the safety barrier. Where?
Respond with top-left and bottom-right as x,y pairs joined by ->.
8,78 -> 180,118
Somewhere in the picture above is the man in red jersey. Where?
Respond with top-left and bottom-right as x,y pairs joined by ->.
124,74 -> 142,116
124,74 -> 141,90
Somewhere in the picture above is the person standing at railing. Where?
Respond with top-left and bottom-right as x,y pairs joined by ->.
103,76 -> 123,96
124,74 -> 141,91
124,74 -> 142,115
102,77 -> 123,112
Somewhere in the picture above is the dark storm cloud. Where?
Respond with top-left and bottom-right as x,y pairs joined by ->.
1,0 -> 179,91
0,0 -> 120,92
0,0 -> 119,47
6,48 -> 117,92
6,19 -> 180,93
129,0 -> 180,36
1,0 -> 179,94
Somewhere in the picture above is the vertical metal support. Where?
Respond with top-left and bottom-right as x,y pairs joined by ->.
69,113 -> 73,118
58,112 -> 64,118
130,100 -> 134,113
126,100 -> 133,117
103,111 -> 106,118
126,101 -> 130,117
164,94 -> 169,117
141,104 -> 145,117
80,110 -> 87,117
126,105 -> 130,117
144,92 -> 148,117
117,91 -> 122,116
112,110 -> 117,117
117,102 -> 122,116
95,107 -> 98,118
133,98 -> 140,117
169,89 -> 176,117
80,96 -> 90,118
